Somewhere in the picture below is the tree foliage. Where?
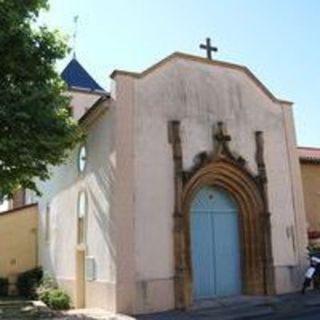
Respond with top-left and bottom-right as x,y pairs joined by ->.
0,0 -> 82,197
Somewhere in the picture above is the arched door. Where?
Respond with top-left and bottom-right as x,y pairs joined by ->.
191,186 -> 241,300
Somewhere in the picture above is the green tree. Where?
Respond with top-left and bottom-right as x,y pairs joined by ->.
0,0 -> 82,197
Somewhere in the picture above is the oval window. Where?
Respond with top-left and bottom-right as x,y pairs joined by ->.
78,145 -> 87,173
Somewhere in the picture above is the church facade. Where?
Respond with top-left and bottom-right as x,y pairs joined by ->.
30,52 -> 308,314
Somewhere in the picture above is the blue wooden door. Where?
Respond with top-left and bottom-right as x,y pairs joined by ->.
191,186 -> 241,300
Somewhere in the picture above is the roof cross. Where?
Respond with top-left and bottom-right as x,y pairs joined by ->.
200,37 -> 218,60
72,15 -> 79,59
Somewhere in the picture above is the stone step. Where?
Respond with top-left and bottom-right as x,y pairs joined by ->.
221,307 -> 275,320
0,307 -> 38,319
189,305 -> 275,320
0,299 -> 33,307
0,299 -> 38,319
191,295 -> 279,309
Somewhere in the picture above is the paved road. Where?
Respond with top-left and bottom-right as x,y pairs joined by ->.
2,294 -> 320,320
258,308 -> 320,320
289,314 -> 320,320
137,306 -> 320,320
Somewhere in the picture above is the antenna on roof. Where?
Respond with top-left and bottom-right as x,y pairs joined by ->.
72,15 -> 79,59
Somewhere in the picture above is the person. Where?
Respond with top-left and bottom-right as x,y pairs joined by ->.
301,249 -> 320,294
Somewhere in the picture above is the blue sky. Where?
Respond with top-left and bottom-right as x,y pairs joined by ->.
43,0 -> 320,147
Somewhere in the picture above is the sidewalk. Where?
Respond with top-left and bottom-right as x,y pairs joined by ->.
136,291 -> 320,320
1,291 -> 320,320
0,299 -> 135,320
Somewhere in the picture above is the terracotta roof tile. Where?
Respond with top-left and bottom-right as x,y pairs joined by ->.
298,147 -> 320,163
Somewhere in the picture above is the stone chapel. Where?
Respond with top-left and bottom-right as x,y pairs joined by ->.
25,51 -> 308,315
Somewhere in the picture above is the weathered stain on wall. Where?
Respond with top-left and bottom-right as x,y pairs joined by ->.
126,55 -> 307,311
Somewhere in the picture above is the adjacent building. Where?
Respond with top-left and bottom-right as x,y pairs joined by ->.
299,147 -> 320,243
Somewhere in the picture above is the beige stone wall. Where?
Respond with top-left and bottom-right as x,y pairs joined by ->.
58,278 -> 116,311
300,162 -> 320,232
0,204 -> 38,278
276,105 -> 308,293
111,76 -> 136,313
111,55 -> 308,312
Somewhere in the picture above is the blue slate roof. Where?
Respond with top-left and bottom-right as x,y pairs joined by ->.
61,58 -> 105,92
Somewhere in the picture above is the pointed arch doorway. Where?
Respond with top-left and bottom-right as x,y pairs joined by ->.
169,121 -> 275,308
181,159 -> 270,306
191,186 -> 241,300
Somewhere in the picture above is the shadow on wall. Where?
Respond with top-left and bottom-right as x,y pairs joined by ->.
38,139 -> 117,293
37,148 -> 80,281
87,160 -> 116,276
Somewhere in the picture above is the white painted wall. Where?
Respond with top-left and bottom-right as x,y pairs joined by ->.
0,199 -> 9,212
33,98 -> 116,290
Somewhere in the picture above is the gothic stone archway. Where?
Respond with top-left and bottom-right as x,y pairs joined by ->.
169,121 -> 275,309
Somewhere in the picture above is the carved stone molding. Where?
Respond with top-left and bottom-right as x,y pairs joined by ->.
184,122 -> 250,185
254,130 -> 275,295
168,120 -> 186,309
169,120 -> 275,309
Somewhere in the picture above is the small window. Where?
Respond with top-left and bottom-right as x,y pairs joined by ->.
67,106 -> 74,117
78,191 -> 87,219
77,190 -> 87,244
77,144 -> 87,173
45,203 -> 50,243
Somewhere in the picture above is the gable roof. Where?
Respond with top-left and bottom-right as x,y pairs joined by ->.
110,52 -> 292,105
79,95 -> 110,126
298,147 -> 320,164
61,58 -> 105,93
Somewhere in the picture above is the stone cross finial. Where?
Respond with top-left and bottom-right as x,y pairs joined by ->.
200,37 -> 218,60
215,122 -> 231,144
213,121 -> 233,160
213,122 -> 246,166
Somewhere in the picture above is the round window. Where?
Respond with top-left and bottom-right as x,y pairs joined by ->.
78,145 -> 87,173
77,190 -> 87,219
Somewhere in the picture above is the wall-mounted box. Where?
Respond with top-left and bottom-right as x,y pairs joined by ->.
85,256 -> 96,281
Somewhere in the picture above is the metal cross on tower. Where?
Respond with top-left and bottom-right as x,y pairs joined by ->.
200,37 -> 218,60
72,15 -> 79,59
